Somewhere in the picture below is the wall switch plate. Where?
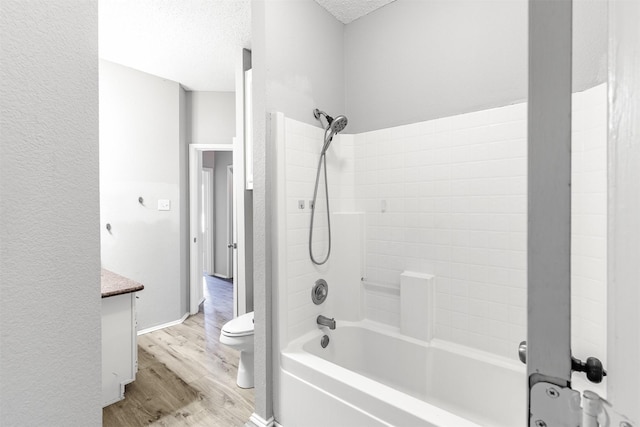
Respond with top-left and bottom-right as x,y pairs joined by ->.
158,199 -> 171,211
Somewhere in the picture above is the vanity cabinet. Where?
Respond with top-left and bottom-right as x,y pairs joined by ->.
101,270 -> 143,407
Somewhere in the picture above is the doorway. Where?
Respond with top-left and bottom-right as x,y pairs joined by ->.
201,154 -> 234,280
189,143 -> 244,317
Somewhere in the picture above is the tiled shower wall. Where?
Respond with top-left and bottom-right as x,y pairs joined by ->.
571,85 -> 607,365
353,84 -> 607,360
281,118 -> 356,342
278,84 -> 606,361
354,101 -> 529,358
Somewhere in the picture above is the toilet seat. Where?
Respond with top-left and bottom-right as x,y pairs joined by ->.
220,311 -> 255,388
221,311 -> 254,337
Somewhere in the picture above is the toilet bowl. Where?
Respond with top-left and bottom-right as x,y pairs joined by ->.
220,311 -> 254,388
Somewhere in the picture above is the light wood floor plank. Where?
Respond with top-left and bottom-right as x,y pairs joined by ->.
103,276 -> 254,426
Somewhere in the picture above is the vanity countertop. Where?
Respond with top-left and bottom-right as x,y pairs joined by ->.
101,269 -> 144,298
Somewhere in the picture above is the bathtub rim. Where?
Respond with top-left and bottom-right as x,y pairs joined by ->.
285,318 -> 526,374
279,318 -> 526,427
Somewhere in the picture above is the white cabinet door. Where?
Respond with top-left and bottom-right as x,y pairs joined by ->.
102,293 -> 137,407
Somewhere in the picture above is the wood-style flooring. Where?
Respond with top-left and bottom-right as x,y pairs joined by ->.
103,276 -> 254,426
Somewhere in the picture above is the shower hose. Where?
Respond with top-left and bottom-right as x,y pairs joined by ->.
309,147 -> 331,265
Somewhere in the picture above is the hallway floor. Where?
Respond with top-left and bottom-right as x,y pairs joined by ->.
103,276 -> 254,426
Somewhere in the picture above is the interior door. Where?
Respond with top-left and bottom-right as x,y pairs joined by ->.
527,1 -> 574,423
527,1 -> 611,425
227,165 -> 234,279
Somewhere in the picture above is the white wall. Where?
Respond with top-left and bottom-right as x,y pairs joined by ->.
187,92 -> 236,278
254,1 -> 346,420
100,60 -> 188,330
214,151 -> 233,277
344,0 -> 608,133
0,1 -> 102,425
186,91 -> 236,143
263,0 -> 345,128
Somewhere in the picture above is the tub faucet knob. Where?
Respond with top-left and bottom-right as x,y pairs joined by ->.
317,315 -> 336,330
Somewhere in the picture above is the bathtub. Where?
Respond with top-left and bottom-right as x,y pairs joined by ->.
278,320 -> 526,427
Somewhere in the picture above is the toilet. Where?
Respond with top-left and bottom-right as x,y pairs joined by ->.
220,311 -> 255,388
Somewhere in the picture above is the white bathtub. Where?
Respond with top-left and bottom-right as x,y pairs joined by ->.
278,320 -> 526,427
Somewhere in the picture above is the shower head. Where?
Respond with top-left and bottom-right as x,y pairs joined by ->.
314,108 -> 348,154
330,115 -> 348,134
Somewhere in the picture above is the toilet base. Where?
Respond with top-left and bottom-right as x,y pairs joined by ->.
237,350 -> 254,389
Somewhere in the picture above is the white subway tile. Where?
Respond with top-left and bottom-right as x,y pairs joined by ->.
488,102 -> 527,124
434,324 -> 452,341
468,299 -> 489,318
451,312 -> 470,330
507,287 -> 526,307
279,84 -> 605,359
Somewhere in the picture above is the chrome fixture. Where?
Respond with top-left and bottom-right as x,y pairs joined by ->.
313,109 -> 348,155
518,340 -> 527,364
317,315 -> 336,330
309,108 -> 349,265
311,279 -> 329,305
321,335 -> 330,348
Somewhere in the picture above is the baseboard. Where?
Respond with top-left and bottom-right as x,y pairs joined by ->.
247,413 -> 275,427
212,273 -> 233,280
137,312 -> 189,335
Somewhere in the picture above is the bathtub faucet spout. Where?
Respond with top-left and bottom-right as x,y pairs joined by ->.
317,315 -> 336,330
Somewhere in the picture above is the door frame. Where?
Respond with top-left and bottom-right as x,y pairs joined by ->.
189,143 -> 237,315
607,0 -> 640,421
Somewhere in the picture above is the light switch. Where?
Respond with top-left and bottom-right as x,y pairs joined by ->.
158,199 -> 171,211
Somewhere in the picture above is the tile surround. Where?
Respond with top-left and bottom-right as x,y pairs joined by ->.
279,84 -> 607,362
282,119 -> 356,342
354,101 -> 529,360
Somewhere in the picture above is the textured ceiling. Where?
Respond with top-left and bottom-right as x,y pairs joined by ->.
314,0 -> 396,24
99,0 -> 392,91
99,0 -> 250,91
